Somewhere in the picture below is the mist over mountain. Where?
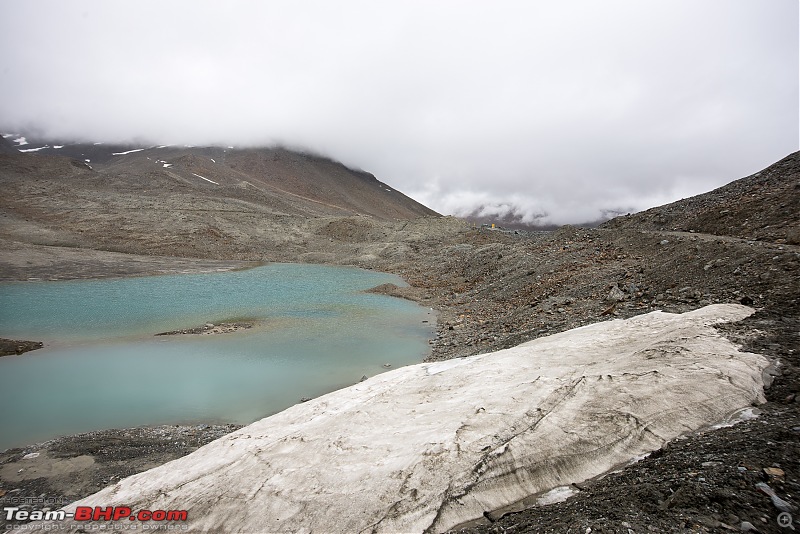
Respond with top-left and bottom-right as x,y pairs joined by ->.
455,202 -> 628,230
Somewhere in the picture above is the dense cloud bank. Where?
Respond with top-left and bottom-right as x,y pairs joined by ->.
1,0 -> 796,223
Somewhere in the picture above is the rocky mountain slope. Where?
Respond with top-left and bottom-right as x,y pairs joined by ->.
0,136 -> 437,261
0,136 -> 21,155
603,151 -> 800,245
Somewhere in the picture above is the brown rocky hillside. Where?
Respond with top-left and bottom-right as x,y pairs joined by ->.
0,142 -> 438,260
603,151 -> 800,244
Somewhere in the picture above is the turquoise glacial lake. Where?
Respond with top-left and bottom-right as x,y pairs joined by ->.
0,264 -> 434,450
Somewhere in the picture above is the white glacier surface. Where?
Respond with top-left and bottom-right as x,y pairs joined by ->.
49,305 -> 767,533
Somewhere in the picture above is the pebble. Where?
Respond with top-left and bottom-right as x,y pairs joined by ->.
763,467 -> 785,478
755,482 -> 797,513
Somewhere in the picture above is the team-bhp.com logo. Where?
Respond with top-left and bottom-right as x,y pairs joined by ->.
4,505 -> 188,524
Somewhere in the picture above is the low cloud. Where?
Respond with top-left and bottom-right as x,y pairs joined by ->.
1,0 -> 796,223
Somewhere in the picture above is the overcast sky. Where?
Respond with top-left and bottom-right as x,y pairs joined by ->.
1,1 -> 797,224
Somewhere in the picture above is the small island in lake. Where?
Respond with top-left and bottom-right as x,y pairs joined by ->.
155,321 -> 255,336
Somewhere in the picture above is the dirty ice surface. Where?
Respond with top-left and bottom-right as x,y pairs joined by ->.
49,305 -> 768,533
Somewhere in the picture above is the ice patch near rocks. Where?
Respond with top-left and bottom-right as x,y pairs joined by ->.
711,406 -> 762,429
535,485 -> 579,506
425,356 -> 470,375
52,304 -> 768,533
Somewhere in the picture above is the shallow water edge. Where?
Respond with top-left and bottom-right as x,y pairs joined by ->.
0,262 -> 436,451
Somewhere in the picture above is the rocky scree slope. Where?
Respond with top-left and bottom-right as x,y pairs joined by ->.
603,151 -> 800,245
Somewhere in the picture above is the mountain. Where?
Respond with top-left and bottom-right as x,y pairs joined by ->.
0,135 -> 21,155
0,136 -> 438,219
0,135 -> 439,259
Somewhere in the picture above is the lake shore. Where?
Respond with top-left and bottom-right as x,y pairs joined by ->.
0,261 -> 432,453
0,237 -> 260,282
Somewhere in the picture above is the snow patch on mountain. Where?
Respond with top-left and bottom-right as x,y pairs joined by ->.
191,173 -> 218,185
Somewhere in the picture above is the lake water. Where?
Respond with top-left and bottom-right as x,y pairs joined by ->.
0,264 -> 434,450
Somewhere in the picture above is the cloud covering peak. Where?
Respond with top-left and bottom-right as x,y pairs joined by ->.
1,0 -> 797,224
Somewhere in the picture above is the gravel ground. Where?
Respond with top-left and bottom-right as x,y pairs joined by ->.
0,424 -> 241,530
